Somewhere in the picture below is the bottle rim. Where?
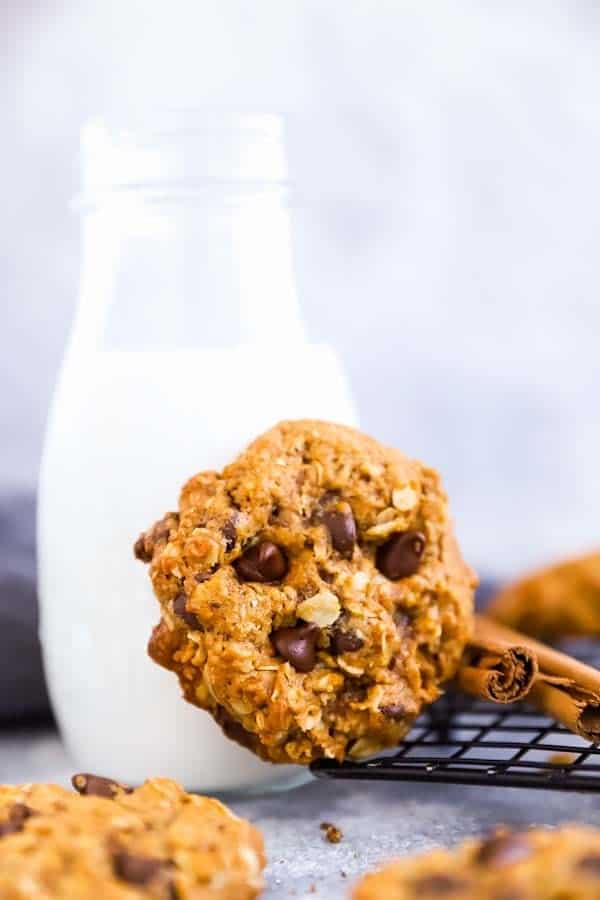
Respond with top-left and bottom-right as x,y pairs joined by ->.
79,109 -> 289,208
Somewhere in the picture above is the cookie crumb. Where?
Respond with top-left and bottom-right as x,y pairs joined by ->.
548,752 -> 577,766
320,821 -> 343,844
309,886 -> 317,894
340,870 -> 347,878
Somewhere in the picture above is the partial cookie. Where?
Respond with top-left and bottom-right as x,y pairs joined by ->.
136,420 -> 476,765
0,775 -> 264,899
488,549 -> 600,640
353,826 -> 600,899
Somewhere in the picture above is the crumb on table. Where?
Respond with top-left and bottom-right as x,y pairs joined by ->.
548,751 -> 577,766
320,821 -> 343,844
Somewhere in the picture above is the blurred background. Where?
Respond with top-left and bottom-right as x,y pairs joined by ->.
2,1 -> 599,718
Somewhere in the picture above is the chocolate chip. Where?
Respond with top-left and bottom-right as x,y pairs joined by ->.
393,609 -> 411,631
376,531 -> 426,580
322,510 -> 357,558
172,593 -> 202,629
476,832 -> 531,867
222,517 -> 237,551
271,622 -> 320,672
71,773 -> 133,798
0,803 -> 35,837
379,703 -> 406,720
234,541 -> 288,583
194,564 -> 217,583
133,534 -> 153,563
10,803 -> 33,823
577,854 -> 600,876
112,850 -> 165,885
0,820 -> 20,838
330,629 -> 364,654
413,873 -> 469,895
133,515 -> 178,562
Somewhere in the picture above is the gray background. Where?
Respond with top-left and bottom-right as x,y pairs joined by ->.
2,1 -> 600,575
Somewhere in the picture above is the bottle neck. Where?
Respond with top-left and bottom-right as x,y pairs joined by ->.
72,113 -> 306,352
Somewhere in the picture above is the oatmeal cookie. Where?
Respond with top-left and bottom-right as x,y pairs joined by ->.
353,826 -> 600,899
0,775 -> 264,899
488,549 -> 600,640
136,420 -> 475,765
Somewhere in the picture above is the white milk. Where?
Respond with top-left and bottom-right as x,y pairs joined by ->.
38,114 -> 358,791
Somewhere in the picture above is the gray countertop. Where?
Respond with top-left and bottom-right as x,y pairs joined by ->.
2,728 -> 599,899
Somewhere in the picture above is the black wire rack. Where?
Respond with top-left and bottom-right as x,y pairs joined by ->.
311,643 -> 600,792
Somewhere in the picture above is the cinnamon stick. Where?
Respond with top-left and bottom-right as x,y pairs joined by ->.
456,615 -> 600,742
456,635 -> 538,703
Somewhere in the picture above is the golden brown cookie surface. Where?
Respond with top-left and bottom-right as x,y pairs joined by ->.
137,420 -> 475,764
488,549 -> 600,639
353,826 -> 600,899
0,776 -> 264,899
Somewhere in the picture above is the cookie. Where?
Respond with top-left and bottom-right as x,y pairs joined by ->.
353,826 -> 600,899
136,420 -> 475,764
488,549 -> 600,640
0,775 -> 264,898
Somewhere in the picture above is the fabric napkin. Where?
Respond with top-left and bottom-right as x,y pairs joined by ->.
0,492 -> 51,722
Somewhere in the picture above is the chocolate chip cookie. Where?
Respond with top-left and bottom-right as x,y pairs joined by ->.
353,826 -> 600,899
488,549 -> 600,640
0,775 -> 264,898
136,420 -> 475,764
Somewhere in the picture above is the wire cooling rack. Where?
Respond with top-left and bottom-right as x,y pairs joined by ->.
311,643 -> 600,792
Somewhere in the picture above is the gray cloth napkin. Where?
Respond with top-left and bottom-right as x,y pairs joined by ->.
0,492 -> 51,722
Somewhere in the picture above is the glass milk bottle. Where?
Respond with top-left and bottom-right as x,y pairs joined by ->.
37,113 -> 357,791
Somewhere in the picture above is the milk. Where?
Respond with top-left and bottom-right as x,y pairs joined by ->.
38,344 -> 356,790
37,114 -> 358,790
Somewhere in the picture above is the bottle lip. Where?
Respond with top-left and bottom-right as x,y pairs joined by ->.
80,109 -> 289,206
